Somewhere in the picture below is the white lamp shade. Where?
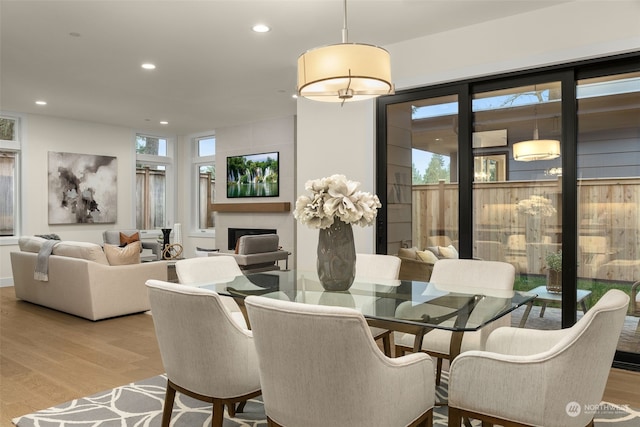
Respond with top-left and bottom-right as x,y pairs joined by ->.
513,139 -> 561,161
297,43 -> 394,102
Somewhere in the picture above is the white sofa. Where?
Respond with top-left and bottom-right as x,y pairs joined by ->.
10,236 -> 168,321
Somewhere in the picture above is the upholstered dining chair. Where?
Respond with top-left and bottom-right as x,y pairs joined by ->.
355,253 -> 402,356
145,280 -> 261,427
245,296 -> 435,427
394,259 -> 515,385
448,289 -> 630,427
175,255 -> 247,328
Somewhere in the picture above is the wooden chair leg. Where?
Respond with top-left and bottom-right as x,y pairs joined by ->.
227,401 -> 236,417
382,333 -> 392,357
161,380 -> 176,427
436,357 -> 443,386
448,407 -> 462,427
422,408 -> 433,427
236,400 -> 247,413
212,400 -> 225,427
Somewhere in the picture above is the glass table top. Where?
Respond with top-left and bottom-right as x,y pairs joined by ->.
195,269 -> 537,333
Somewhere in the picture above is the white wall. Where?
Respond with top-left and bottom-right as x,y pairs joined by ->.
296,100 -> 376,270
294,0 -> 640,267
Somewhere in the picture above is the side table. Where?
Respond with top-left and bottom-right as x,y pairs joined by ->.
519,286 -> 592,327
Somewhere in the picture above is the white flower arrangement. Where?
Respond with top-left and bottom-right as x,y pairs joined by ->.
294,174 -> 382,229
515,195 -> 557,218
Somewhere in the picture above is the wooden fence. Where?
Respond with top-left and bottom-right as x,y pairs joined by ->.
412,177 -> 640,281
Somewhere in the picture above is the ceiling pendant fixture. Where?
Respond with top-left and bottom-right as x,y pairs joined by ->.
296,0 -> 394,103
513,86 -> 561,162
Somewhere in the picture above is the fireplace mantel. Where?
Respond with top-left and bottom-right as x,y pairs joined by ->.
212,202 -> 291,213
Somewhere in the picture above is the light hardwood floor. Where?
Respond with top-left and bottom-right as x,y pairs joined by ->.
2,286 -> 640,427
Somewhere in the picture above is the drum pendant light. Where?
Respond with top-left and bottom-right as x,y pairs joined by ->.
297,0 -> 394,103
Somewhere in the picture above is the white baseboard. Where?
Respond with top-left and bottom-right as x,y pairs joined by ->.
0,277 -> 15,287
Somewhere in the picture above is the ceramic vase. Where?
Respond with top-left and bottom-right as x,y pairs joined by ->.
317,218 -> 356,291
161,228 -> 172,259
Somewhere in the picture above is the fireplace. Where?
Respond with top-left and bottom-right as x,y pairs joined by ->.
228,228 -> 277,250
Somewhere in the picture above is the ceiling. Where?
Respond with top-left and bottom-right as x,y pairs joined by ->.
0,0 -> 571,136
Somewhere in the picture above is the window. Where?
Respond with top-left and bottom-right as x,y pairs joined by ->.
0,114 -> 21,239
135,133 -> 174,230
193,135 -> 216,232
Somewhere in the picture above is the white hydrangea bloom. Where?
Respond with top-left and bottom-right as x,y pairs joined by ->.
293,174 -> 382,229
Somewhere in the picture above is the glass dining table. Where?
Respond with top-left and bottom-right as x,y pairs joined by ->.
195,269 -> 537,361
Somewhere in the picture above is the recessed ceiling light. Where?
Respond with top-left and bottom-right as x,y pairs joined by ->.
35,100 -> 47,105
141,63 -> 156,70
160,121 -> 168,125
69,32 -> 81,38
252,24 -> 270,33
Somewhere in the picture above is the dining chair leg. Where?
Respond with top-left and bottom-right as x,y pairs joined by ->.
161,380 -> 176,427
228,401 -> 236,417
236,400 -> 247,413
382,333 -> 392,357
212,400 -> 225,427
436,357 -> 443,386
447,407 -> 462,426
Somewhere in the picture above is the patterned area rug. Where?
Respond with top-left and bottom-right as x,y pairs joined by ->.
13,373 -> 640,426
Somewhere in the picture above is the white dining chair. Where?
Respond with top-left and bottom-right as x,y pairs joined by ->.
448,289 -> 629,427
245,295 -> 435,427
355,253 -> 402,356
175,256 -> 248,328
394,259 -> 515,384
145,280 -> 261,427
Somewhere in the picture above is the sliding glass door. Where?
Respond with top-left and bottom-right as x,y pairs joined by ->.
576,70 -> 640,357
376,53 -> 640,365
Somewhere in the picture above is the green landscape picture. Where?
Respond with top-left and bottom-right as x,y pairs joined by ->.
227,152 -> 279,198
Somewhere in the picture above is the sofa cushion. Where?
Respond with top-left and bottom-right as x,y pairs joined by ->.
438,245 -> 459,259
18,236 -> 47,253
104,241 -> 142,265
53,241 -> 110,265
397,247 -> 419,260
416,249 -> 439,264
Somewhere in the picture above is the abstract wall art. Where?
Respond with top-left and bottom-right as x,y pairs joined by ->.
48,151 -> 117,224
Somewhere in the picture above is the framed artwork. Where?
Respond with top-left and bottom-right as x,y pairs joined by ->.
48,151 -> 117,224
226,151 -> 279,198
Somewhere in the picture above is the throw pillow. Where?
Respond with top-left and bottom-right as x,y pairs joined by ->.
397,247 -> 418,260
438,245 -> 459,259
104,241 -> 141,265
416,249 -> 439,264
426,246 -> 440,257
119,232 -> 140,246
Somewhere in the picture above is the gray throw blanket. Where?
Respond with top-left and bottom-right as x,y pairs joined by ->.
34,240 -> 59,281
